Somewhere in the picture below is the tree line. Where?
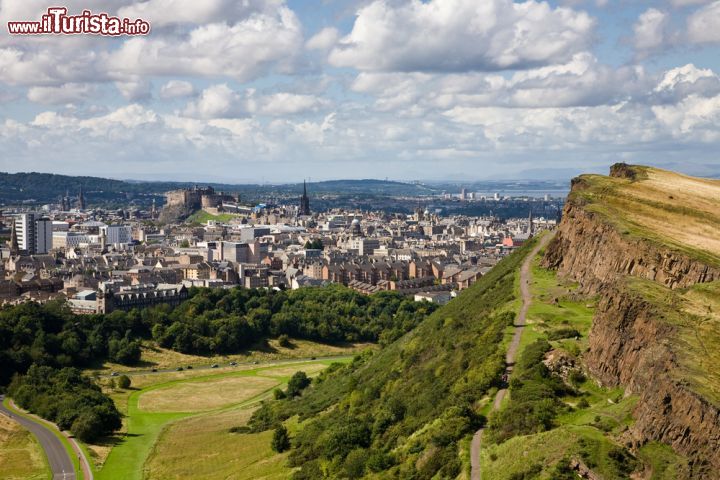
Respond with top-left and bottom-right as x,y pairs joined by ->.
0,285 -> 436,387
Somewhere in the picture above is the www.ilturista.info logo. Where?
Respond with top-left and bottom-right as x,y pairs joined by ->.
8,7 -> 150,36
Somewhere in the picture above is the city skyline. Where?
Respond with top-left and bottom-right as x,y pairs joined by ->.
1,0 -> 720,181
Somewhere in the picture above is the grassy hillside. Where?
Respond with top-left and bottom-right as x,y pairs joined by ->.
246,239 -> 540,478
481,246 -> 691,478
570,164 -> 720,267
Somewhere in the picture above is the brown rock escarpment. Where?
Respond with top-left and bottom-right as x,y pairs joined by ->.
543,175 -> 720,476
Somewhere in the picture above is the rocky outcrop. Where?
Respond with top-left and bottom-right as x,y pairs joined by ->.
543,202 -> 720,291
543,169 -> 720,477
587,287 -> 720,476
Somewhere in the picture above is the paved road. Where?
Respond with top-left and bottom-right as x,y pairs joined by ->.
470,234 -> 553,480
0,395 -> 76,480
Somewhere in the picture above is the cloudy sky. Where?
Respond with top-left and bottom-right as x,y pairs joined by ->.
0,0 -> 719,182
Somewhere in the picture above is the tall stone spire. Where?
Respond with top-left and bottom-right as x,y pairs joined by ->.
299,180 -> 310,216
78,186 -> 85,210
8,219 -> 19,256
528,209 -> 534,235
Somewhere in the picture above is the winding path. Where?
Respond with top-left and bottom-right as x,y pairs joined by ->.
470,233 -> 552,480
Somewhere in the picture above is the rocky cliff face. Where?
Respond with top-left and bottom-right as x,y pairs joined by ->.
587,286 -> 720,475
543,167 -> 720,477
543,200 -> 720,292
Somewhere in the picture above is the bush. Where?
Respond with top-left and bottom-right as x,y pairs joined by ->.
569,370 -> 586,385
547,328 -> 581,341
271,424 -> 291,453
286,371 -> 310,398
229,426 -> 250,434
343,448 -> 367,479
273,388 -> 287,400
577,397 -> 590,408
277,334 -> 292,348
117,375 -> 131,389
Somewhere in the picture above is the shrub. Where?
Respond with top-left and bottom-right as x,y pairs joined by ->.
547,328 -> 581,341
277,334 -> 292,348
287,371 -> 310,398
117,375 -> 131,389
271,424 -> 290,453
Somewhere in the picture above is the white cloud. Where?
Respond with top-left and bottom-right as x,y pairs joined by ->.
27,83 -> 94,105
306,27 -> 339,51
655,64 -> 720,95
108,7 -> 303,82
159,80 -> 195,99
328,0 -> 594,72
350,53 -> 648,112
183,84 -> 329,118
633,8 -> 669,55
117,0 -> 280,28
687,1 -> 720,44
258,93 -> 329,115
116,77 -> 152,101
183,84 -> 247,119
670,0 -> 711,6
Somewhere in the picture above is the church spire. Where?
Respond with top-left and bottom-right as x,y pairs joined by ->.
78,185 -> 85,210
299,179 -> 310,216
528,208 -> 534,235
8,219 -> 19,256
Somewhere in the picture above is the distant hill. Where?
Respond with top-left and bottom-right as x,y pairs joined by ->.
0,172 -> 439,206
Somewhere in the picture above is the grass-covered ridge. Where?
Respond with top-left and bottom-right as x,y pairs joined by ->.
569,164 -> 720,268
247,238 -> 540,478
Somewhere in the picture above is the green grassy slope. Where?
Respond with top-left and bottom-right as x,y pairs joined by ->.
482,245 -> 692,479
247,239 -> 540,478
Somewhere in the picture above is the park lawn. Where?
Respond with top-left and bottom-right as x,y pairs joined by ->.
144,410 -> 300,480
138,376 -> 279,413
94,337 -> 373,374
0,414 -> 49,480
93,357 -> 350,480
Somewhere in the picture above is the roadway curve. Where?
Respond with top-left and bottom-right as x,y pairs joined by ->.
0,395 -> 76,479
470,233 -> 553,480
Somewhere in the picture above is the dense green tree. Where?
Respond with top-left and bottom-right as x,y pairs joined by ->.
286,371 -> 310,398
271,424 -> 290,453
117,375 -> 131,389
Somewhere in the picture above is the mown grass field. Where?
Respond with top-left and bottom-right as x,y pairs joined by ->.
138,376 -> 278,413
92,357 -> 350,480
0,414 -> 49,480
145,411 -> 301,479
94,337 -> 372,374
